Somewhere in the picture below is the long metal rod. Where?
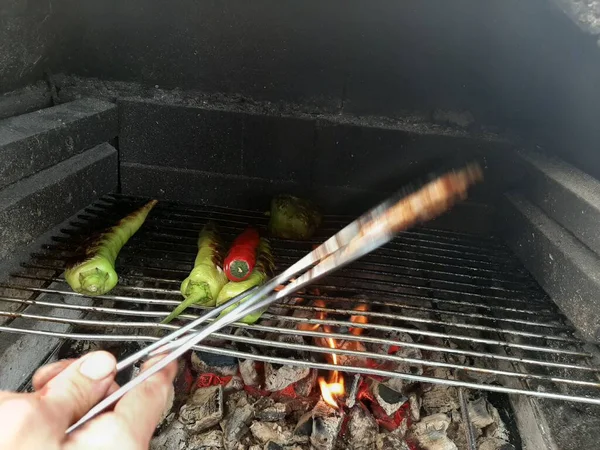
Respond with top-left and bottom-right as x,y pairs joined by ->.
0,295 -> 594,372
0,285 -> 584,352
16,265 -> 554,318
2,326 -> 600,406
459,389 -> 478,450
8,275 -> 568,331
3,311 -> 599,387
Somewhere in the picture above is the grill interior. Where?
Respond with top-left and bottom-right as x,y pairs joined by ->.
1,194 -> 599,404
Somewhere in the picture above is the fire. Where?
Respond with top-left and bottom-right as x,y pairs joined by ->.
318,332 -> 345,408
349,303 -> 369,336
297,299 -> 327,332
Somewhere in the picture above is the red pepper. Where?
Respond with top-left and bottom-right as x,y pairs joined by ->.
224,227 -> 261,282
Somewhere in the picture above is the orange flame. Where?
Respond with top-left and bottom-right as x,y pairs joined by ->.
297,299 -> 327,332
349,303 -> 369,336
318,332 -> 345,408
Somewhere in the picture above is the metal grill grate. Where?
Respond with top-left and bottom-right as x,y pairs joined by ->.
1,194 -> 599,403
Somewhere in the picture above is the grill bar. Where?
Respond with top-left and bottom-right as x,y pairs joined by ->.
1,326 -> 600,405
2,282 -> 580,349
1,194 -> 599,404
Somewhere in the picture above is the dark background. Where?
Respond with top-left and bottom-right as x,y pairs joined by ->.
2,0 -> 600,177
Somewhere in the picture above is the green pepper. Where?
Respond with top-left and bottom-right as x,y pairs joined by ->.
65,199 -> 158,296
162,222 -> 228,324
268,195 -> 322,240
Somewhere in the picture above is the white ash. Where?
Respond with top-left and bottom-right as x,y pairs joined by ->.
411,413 -> 458,450
220,392 -> 255,450
250,421 -> 293,445
334,340 -> 370,368
150,419 -> 187,450
179,385 -> 224,433
477,437 -> 515,450
264,363 -> 310,392
448,409 -> 481,450
346,405 -> 378,450
370,379 -> 408,416
484,400 -> 510,442
188,429 -> 224,450
409,392 -> 421,422
345,374 -> 362,409
239,359 -> 261,387
254,398 -> 290,422
421,384 -> 460,415
467,396 -> 495,429
225,375 -> 244,392
310,401 -> 344,450
376,432 -> 410,450
292,369 -> 317,397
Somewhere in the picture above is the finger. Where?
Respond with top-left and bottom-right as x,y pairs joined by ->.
113,356 -> 177,444
0,393 -> 59,449
64,414 -> 144,450
107,381 -> 120,397
32,359 -> 76,391
37,351 -> 117,434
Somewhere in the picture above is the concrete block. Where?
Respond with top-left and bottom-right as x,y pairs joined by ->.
517,150 -> 600,256
241,114 -> 315,183
0,142 -> 118,263
502,192 -> 600,341
119,99 -> 244,175
0,98 -> 117,189
0,84 -> 52,121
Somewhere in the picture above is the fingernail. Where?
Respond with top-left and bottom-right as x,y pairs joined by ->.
78,352 -> 115,380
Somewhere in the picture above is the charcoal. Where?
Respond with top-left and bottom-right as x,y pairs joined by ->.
250,421 -> 292,445
408,392 -> 421,422
411,413 -> 458,450
263,443 -> 284,450
334,340 -> 369,367
344,374 -> 362,409
225,375 -> 244,392
477,437 -> 515,450
483,402 -> 510,442
371,380 -> 408,416
179,385 -> 224,433
192,351 -> 239,376
265,363 -> 310,392
239,359 -> 262,387
150,419 -> 188,450
254,398 -> 290,422
467,396 -> 495,429
292,369 -> 317,397
346,405 -> 378,450
421,385 -> 460,415
311,401 -> 344,450
376,433 -> 410,450
188,429 -> 224,450
448,409 -> 480,450
221,395 -> 255,450
293,410 -> 314,439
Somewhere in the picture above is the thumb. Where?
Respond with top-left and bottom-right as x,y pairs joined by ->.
37,351 -> 117,434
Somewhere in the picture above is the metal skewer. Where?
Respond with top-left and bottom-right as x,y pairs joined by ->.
66,162 -> 483,434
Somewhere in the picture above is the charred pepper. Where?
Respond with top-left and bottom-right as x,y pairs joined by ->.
162,222 -> 228,324
65,199 -> 158,296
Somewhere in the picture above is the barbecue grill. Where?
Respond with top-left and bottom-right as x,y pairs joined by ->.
3,1 -> 600,449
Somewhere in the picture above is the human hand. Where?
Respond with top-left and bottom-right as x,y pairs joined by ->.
0,351 -> 177,450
